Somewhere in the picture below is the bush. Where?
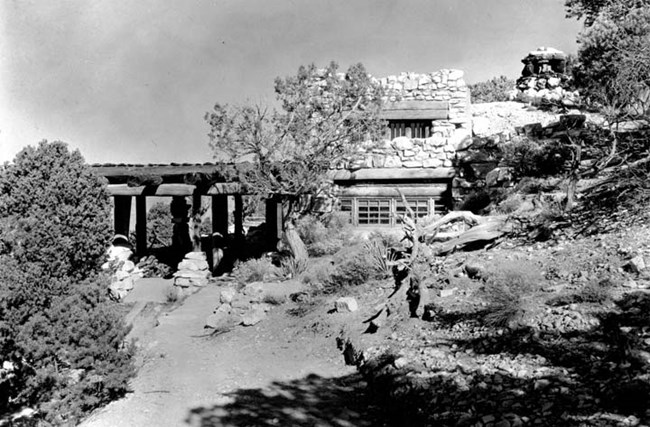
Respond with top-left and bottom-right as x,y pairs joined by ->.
468,76 -> 516,103
481,263 -> 541,328
232,257 -> 280,284
0,142 -> 134,424
322,245 -> 382,293
296,212 -> 351,257
144,201 -> 174,248
501,137 -> 571,178
0,141 -> 112,280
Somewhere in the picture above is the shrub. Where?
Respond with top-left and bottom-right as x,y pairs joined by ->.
322,245 -> 382,293
501,137 -> 571,178
0,142 -> 134,424
144,201 -> 174,248
0,141 -> 112,280
137,255 -> 173,278
364,239 -> 396,279
468,75 -> 516,103
280,257 -> 309,278
232,257 -> 280,284
481,263 -> 541,328
296,212 -> 352,257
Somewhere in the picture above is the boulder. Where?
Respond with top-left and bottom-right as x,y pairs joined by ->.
335,297 -> 358,313
174,276 -> 208,288
625,255 -> 647,274
206,312 -> 238,330
439,287 -> 457,298
242,306 -> 266,326
220,288 -> 237,304
243,282 -> 268,301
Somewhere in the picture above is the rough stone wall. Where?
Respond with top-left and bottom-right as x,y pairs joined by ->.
341,69 -> 472,170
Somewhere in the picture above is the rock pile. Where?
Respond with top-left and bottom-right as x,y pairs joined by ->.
173,251 -> 210,294
205,282 -> 280,329
509,47 -> 580,107
103,235 -> 143,300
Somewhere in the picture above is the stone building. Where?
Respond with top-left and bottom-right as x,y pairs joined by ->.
330,69 -> 472,226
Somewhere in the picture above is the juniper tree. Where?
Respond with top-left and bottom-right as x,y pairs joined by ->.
205,62 -> 384,260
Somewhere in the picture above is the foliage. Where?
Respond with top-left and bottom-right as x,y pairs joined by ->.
322,245 -> 382,293
468,76 -> 516,103
0,141 -> 112,280
481,263 -> 542,328
570,1 -> 650,117
280,257 -> 309,278
232,257 -> 280,284
363,239 -> 396,279
205,62 -> 384,259
296,212 -> 352,257
0,141 -> 134,424
137,255 -> 173,279
501,137 -> 571,178
145,201 -> 174,248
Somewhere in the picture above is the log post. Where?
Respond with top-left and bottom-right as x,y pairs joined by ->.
135,196 -> 147,256
234,194 -> 244,238
265,196 -> 283,250
113,196 -> 132,237
191,193 -> 202,252
211,195 -> 229,237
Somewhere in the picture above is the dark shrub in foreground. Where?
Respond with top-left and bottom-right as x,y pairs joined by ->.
0,141 -> 134,424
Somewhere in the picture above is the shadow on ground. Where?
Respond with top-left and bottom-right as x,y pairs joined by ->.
185,373 -> 390,427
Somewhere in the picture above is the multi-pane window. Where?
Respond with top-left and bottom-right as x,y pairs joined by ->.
396,198 -> 429,219
357,199 -> 391,225
340,196 -> 445,226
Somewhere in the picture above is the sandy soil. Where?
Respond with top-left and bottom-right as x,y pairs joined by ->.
81,282 -> 381,427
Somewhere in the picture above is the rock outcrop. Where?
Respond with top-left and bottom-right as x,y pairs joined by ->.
510,47 -> 580,107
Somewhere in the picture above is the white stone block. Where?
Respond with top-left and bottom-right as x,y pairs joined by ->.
335,297 -> 358,313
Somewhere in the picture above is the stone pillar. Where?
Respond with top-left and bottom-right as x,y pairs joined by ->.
234,194 -> 244,237
211,195 -> 228,237
113,196 -> 132,238
135,196 -> 147,256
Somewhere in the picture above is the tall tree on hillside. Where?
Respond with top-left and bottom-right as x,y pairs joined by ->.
567,0 -> 650,117
205,62 -> 384,260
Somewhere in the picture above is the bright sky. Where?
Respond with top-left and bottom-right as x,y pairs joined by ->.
0,0 -> 583,165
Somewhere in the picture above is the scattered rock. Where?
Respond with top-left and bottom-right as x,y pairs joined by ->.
242,306 -> 266,326
205,312 -> 238,330
439,288 -> 457,298
220,288 -> 237,304
335,297 -> 359,313
625,255 -> 646,273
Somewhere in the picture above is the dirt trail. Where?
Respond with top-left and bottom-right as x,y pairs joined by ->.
81,283 -> 380,427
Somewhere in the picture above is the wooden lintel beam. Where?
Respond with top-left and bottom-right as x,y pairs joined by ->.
328,167 -> 455,182
106,184 -> 196,196
338,185 -> 448,198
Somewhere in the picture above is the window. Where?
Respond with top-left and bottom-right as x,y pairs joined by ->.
340,196 -> 446,226
396,198 -> 429,219
388,120 -> 432,139
357,199 -> 391,225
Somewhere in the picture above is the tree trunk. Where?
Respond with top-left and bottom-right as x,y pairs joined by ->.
284,221 -> 308,261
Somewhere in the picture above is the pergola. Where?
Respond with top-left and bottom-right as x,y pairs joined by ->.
92,163 -> 282,256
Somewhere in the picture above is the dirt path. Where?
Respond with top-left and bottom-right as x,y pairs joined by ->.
81,283 -> 381,427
